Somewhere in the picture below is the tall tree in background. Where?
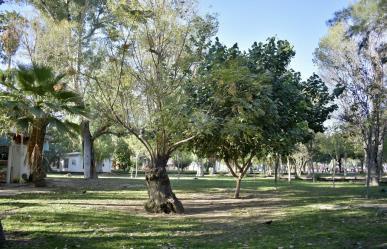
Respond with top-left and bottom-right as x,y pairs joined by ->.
20,0 -> 113,179
92,0 -> 217,213
0,11 -> 25,69
315,0 -> 386,193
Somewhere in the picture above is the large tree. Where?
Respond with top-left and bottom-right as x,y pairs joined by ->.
190,38 -> 337,197
91,0 -> 217,213
187,39 -> 275,198
315,0 -> 386,191
19,0 -> 114,179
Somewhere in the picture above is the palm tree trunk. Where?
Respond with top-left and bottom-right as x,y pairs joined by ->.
144,155 -> 183,214
27,119 -> 48,187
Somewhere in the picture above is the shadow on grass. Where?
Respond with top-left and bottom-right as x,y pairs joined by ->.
3,201 -> 387,249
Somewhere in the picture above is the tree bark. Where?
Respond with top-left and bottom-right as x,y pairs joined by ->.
338,157 -> 342,173
0,219 -> 5,242
360,157 -> 364,174
311,161 -> 315,183
332,159 -> 336,188
377,133 -> 384,180
81,120 -> 97,179
366,137 -> 379,187
234,177 -> 242,199
287,156 -> 291,183
144,155 -> 183,214
274,155 -> 279,186
27,119 -> 48,187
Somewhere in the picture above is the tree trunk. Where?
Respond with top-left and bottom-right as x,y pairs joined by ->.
81,120 -> 97,179
332,159 -> 336,188
377,133 -> 384,180
196,159 -> 204,177
27,119 -> 48,187
360,157 -> 364,174
144,155 -> 184,214
294,162 -> 302,180
234,177 -> 242,199
311,161 -> 315,183
287,156 -> 291,183
367,139 -> 379,187
0,219 -> 5,243
274,155 -> 279,186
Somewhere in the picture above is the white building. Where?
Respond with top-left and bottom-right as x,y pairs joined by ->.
186,160 -> 230,174
3,134 -> 30,184
58,152 -> 112,173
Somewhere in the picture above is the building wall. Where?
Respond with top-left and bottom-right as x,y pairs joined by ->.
97,158 -> 113,173
6,144 -> 29,183
59,153 -> 112,173
66,154 -> 84,172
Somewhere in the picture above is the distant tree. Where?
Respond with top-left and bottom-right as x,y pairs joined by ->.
113,138 -> 134,171
0,11 -> 26,69
316,126 -> 365,171
315,0 -> 386,192
173,150 -> 193,171
22,0 -> 119,180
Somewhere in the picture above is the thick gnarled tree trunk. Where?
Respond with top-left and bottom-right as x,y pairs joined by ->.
144,155 -> 184,214
27,119 -> 48,187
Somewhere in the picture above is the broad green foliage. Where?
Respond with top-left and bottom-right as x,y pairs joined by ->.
186,37 -> 337,197
0,64 -> 85,133
190,37 -> 336,164
188,39 -> 273,162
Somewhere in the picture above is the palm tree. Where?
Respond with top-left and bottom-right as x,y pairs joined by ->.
0,64 -> 85,186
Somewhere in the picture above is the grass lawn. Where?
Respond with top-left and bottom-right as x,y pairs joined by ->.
0,175 -> 386,249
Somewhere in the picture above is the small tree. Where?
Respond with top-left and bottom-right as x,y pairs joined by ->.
113,138 -> 134,171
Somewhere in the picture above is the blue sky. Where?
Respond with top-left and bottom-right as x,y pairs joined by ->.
198,0 -> 351,79
1,0 -> 351,79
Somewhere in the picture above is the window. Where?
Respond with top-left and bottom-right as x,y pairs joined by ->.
0,146 -> 8,160
71,159 -> 76,166
64,159 -> 69,169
